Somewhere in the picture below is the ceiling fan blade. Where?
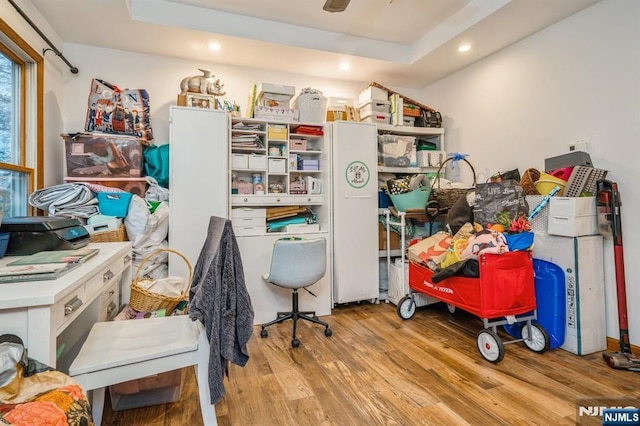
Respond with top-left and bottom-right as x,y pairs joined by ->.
323,0 -> 350,13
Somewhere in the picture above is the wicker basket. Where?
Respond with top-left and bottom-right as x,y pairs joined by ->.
89,225 -> 128,243
129,248 -> 192,314
520,168 -> 541,195
430,157 -> 477,209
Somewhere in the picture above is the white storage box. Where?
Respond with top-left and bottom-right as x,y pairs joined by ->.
231,208 -> 266,219
361,112 -> 391,125
387,258 -> 439,307
533,233 -> 605,355
233,226 -> 267,236
549,196 -> 596,216
256,92 -> 292,108
548,215 -> 598,237
232,217 -> 266,228
254,106 -> 299,122
258,83 -> 295,97
84,218 -> 122,235
358,100 -> 391,116
232,153 -> 249,169
292,91 -> 327,124
548,196 -> 598,236
248,154 -> 266,170
358,86 -> 389,104
326,97 -> 354,121
268,158 -> 286,173
284,223 -> 320,233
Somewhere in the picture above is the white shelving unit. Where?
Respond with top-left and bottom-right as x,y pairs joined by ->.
377,124 -> 446,301
228,116 -> 332,325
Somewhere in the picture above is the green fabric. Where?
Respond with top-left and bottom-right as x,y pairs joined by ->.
143,144 -> 169,188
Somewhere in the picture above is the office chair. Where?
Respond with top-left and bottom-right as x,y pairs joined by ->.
260,237 -> 332,348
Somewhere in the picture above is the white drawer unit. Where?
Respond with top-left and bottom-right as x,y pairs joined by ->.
0,242 -> 132,370
231,207 -> 267,219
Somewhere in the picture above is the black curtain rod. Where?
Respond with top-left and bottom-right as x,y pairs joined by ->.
7,0 -> 78,74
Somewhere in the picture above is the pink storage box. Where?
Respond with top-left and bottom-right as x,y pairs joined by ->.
237,182 -> 254,194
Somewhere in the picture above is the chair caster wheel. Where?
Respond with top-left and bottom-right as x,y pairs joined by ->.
325,328 -> 332,337
292,338 -> 300,348
260,329 -> 268,338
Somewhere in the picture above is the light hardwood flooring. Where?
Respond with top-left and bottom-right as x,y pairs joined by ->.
101,302 -> 639,425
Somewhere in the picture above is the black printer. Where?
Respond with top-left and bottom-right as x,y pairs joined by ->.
0,216 -> 90,256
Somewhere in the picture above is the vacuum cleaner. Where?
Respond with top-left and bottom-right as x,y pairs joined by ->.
596,179 -> 640,371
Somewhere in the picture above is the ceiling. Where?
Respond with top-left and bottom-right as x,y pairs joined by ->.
29,0 -> 600,88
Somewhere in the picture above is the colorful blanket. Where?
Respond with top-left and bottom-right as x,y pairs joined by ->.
0,337 -> 93,426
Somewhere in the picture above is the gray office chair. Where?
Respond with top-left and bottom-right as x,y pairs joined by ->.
260,237 -> 332,347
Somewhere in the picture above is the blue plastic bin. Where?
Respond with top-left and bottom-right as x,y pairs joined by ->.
97,192 -> 133,218
503,258 -> 566,349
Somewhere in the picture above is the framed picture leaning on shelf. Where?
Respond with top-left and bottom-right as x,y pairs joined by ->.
185,93 -> 217,109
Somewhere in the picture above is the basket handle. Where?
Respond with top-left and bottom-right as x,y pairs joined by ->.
431,157 -> 477,190
133,248 -> 193,298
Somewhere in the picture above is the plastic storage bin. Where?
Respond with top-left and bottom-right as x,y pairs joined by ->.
361,112 -> 391,124
503,258 -> 566,349
109,369 -> 183,411
63,133 -> 145,178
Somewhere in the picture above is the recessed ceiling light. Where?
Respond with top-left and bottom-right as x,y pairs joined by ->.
208,43 -> 221,51
339,62 -> 350,71
458,44 -> 471,52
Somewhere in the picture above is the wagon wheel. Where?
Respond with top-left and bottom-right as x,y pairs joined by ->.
476,329 -> 505,363
397,296 -> 416,320
521,321 -> 550,353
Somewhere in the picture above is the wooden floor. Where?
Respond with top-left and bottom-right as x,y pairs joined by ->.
101,302 -> 639,425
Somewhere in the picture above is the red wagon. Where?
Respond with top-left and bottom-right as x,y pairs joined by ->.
397,251 -> 550,363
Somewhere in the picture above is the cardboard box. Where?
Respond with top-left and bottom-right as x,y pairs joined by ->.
378,223 -> 401,250
62,133 -> 145,178
532,233 -> 606,355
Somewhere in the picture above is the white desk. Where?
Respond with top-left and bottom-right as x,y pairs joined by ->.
0,242 -> 132,370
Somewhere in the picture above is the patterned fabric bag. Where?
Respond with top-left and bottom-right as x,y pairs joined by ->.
85,78 -> 154,141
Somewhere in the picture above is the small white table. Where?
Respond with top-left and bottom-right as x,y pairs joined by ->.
0,242 -> 132,369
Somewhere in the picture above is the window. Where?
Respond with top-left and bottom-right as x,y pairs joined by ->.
0,17 -> 43,219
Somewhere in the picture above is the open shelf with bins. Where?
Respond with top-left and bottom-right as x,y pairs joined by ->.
229,117 -> 329,236
377,123 -> 446,174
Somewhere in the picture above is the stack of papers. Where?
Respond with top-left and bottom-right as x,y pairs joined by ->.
0,248 -> 99,283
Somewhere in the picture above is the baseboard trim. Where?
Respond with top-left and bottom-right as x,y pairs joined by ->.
606,336 -> 640,353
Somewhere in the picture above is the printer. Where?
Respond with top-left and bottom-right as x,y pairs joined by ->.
0,216 -> 90,255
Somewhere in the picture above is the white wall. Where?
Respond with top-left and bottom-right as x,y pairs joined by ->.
421,0 -> 640,345
60,43 -> 377,144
